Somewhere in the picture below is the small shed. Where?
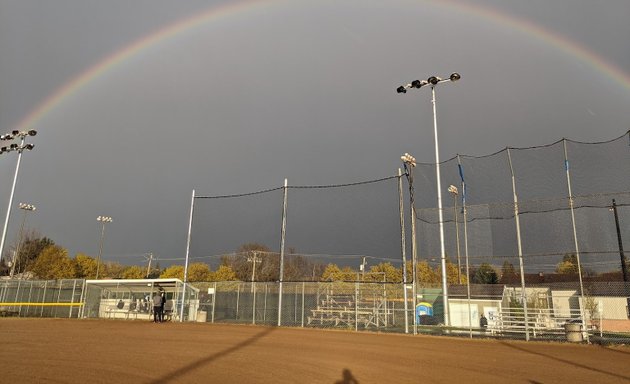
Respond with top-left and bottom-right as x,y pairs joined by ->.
82,278 -> 200,321
448,285 -> 504,328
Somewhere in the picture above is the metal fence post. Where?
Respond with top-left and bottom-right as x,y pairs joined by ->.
355,280 -> 359,332
26,281 -> 34,317
69,280 -> 77,318
252,282 -> 257,325
181,189 -> 195,322
301,282 -> 305,327
236,283 -> 240,321
563,139 -> 589,343
264,283 -> 268,323
78,280 -> 87,319
211,282 -> 216,323
40,281 -> 47,317
507,148 -> 529,341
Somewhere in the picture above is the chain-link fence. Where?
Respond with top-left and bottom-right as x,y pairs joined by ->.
0,279 -> 84,318
0,278 -> 628,343
192,281 -> 405,331
190,281 -> 630,343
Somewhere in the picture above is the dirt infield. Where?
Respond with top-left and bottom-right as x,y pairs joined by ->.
1,319 -> 629,383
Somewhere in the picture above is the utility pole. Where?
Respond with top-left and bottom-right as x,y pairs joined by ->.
360,257 -> 367,281
145,253 -> 154,278
248,251 -> 262,292
611,199 -> 627,282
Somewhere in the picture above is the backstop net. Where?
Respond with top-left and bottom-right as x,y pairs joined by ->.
186,131 -> 630,341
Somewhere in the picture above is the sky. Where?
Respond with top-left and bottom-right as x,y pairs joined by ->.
0,0 -> 629,269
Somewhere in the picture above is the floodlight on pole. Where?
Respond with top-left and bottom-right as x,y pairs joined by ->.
0,130 -> 37,269
401,153 -> 418,335
448,185 -> 462,284
95,215 -> 113,279
396,73 -> 460,326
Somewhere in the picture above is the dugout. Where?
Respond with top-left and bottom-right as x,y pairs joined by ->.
81,279 -> 200,321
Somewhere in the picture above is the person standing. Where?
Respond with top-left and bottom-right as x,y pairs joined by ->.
160,292 -> 166,322
152,291 -> 163,323
480,314 -> 488,332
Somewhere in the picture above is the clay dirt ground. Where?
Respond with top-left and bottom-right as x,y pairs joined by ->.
1,318 -> 629,384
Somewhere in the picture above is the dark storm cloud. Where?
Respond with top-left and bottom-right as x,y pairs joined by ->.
0,0 -> 628,266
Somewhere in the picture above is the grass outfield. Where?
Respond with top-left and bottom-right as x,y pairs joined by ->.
1,318 -> 629,383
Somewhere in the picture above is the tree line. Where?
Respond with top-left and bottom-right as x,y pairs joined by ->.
0,235 -> 618,283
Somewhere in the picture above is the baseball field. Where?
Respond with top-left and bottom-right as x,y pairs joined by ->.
1,318 -> 629,383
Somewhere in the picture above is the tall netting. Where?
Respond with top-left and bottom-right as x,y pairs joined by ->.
411,133 -> 630,278
286,177 -> 401,270
190,176 -> 403,278
190,187 -> 285,269
185,131 -> 630,343
407,132 -> 630,342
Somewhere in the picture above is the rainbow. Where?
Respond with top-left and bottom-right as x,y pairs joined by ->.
12,0 -> 630,133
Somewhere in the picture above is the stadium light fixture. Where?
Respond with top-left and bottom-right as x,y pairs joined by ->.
400,153 -> 416,167
18,203 -> 36,211
0,129 -> 37,269
95,216 -> 113,279
396,73 -> 461,326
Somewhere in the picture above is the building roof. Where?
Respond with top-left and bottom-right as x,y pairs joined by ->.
84,278 -> 199,293
448,284 -> 505,300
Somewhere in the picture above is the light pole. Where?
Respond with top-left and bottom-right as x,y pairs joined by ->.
0,129 -> 37,268
448,185 -> 462,284
9,203 -> 36,278
401,152 -> 418,335
95,215 -> 113,279
397,73 -> 460,326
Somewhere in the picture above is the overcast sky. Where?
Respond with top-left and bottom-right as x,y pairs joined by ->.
0,0 -> 629,268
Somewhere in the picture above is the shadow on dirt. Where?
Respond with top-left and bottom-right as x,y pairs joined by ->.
595,344 -> 630,356
334,368 -> 359,384
150,326 -> 276,384
498,340 -> 630,382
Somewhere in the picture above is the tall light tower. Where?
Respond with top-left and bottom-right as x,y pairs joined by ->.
448,185 -> 462,284
401,153 -> 418,334
0,129 -> 37,267
397,73 -> 461,326
95,215 -> 113,279
9,202 -> 36,278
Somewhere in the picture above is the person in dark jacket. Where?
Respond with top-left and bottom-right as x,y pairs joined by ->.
152,292 -> 163,323
480,314 -> 488,331
159,292 -> 166,322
